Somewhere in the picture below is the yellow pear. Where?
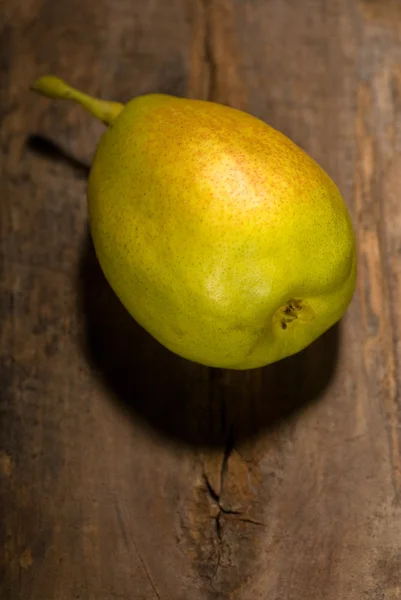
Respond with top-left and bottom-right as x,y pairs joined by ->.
31,76 -> 356,369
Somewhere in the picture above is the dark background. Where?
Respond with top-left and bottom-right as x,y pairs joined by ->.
1,1 -> 401,599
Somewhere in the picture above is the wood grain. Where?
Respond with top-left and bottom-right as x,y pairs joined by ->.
1,0 -> 401,598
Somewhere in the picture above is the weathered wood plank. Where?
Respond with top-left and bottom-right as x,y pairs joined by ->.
1,0 -> 401,599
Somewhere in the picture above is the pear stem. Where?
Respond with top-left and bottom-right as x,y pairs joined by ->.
30,76 -> 124,125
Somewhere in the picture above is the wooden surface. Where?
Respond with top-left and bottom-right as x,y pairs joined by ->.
1,0 -> 401,598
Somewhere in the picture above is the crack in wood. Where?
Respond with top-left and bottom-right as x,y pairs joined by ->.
202,0 -> 217,102
219,426 -> 235,496
202,424 -> 265,556
113,498 -> 162,600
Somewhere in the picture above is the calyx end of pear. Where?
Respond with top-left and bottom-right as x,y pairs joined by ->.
274,299 -> 316,331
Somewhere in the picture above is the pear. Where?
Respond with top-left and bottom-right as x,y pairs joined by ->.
31,76 -> 356,369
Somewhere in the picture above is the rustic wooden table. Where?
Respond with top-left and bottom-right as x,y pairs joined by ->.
1,1 -> 401,598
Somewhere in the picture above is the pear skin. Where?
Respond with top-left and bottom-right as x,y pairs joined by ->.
31,76 -> 356,369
